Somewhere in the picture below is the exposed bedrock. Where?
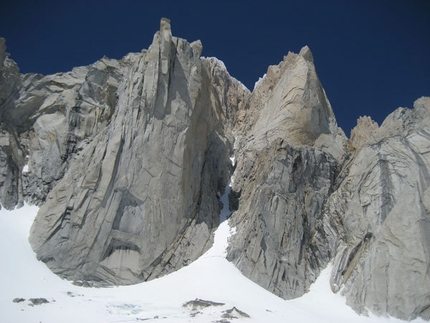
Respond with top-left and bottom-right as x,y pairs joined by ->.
28,18 -> 250,284
326,97 -> 430,320
227,139 -> 339,299
227,46 -> 346,299
1,18 -> 429,321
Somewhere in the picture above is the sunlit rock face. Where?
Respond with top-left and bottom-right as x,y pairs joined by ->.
1,18 -> 429,321
226,46 -> 347,300
236,46 -> 347,159
326,97 -> 430,320
1,19 -> 250,285
227,139 -> 340,299
349,115 -> 379,149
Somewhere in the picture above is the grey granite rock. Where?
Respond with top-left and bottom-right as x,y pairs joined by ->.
1,19 -> 429,321
226,46 -> 346,299
0,37 -> 21,117
0,38 -> 24,209
236,46 -> 347,159
0,127 -> 23,209
28,19 -> 248,284
326,97 -> 430,320
227,139 -> 339,299
349,116 -> 379,149
20,57 -> 123,205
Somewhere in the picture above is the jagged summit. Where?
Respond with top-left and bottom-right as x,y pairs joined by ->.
299,45 -> 314,63
240,44 -> 347,158
0,19 -> 429,321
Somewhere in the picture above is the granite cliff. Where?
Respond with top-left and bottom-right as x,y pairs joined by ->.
0,19 -> 429,320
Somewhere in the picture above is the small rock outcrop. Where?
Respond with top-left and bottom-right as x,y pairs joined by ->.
0,18 -> 429,321
350,116 -> 379,149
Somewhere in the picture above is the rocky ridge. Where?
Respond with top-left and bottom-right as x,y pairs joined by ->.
0,19 -> 429,321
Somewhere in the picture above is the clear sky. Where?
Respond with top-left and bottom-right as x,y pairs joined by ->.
1,0 -> 429,135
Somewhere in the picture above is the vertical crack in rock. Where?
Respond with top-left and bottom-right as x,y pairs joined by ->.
227,140 -> 339,299
378,155 -> 395,224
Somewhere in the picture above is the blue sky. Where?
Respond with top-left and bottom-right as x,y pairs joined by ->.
1,0 -> 429,135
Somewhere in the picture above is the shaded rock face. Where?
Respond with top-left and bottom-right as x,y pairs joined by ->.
1,19 -> 429,321
0,128 -> 23,209
227,139 -> 338,299
0,38 -> 25,209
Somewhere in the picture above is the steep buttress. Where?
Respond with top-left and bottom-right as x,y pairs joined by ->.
24,19 -> 249,284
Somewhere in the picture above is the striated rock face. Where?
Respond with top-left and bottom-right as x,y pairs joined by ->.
237,46 -> 347,159
0,38 -> 21,117
1,18 -> 429,321
2,19 -> 250,285
0,38 -> 24,210
227,140 -> 339,299
227,46 -> 347,299
0,128 -> 23,209
21,61 -> 120,205
27,19 -> 250,284
327,97 -> 430,320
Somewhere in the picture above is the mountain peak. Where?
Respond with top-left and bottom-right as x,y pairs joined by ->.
299,45 -> 314,63
160,17 -> 171,29
0,19 -> 429,321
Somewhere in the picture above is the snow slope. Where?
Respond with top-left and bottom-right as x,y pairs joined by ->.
0,190 -> 426,322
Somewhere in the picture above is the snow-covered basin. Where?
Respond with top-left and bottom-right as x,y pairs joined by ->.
0,198 -> 426,323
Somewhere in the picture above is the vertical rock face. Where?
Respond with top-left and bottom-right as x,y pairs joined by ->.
21,61 -> 119,205
227,46 -> 347,299
327,97 -> 430,320
227,140 -> 339,299
1,19 -> 429,321
21,19 -> 249,284
0,38 -> 21,116
0,128 -> 23,209
0,38 -> 24,210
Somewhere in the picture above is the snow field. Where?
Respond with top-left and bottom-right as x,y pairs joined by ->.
0,187 -> 426,322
